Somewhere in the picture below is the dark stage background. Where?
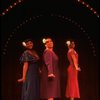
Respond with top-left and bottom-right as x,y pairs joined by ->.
1,0 -> 99,100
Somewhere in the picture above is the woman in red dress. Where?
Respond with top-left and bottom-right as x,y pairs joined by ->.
65,40 -> 81,100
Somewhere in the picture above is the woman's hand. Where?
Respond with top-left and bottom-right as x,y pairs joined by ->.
17,78 -> 25,83
48,74 -> 55,78
76,67 -> 81,71
48,74 -> 55,81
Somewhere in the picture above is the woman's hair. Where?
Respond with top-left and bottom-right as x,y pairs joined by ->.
66,40 -> 75,48
23,39 -> 33,43
22,39 -> 33,47
42,37 -> 52,44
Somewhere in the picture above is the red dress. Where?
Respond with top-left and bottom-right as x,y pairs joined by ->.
65,49 -> 80,98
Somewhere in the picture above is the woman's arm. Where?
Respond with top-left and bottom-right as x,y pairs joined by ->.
71,53 -> 81,71
44,50 -> 55,78
18,62 -> 28,82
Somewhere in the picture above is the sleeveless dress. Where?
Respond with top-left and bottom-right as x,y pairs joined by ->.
40,49 -> 61,99
20,50 -> 40,100
65,49 -> 80,98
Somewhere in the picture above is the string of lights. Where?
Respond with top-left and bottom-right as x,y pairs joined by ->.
2,14 -> 96,57
0,0 -> 99,17
0,0 -> 23,16
76,0 -> 99,17
55,14 -> 96,56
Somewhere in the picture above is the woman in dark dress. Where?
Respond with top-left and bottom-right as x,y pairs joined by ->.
65,40 -> 81,100
18,39 -> 40,100
40,38 -> 60,100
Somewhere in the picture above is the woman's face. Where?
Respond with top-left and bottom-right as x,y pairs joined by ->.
71,42 -> 75,48
68,41 -> 75,49
45,38 -> 53,48
26,41 -> 33,49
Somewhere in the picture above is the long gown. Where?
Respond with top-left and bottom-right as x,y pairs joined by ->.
40,49 -> 60,99
65,49 -> 80,98
20,50 -> 40,100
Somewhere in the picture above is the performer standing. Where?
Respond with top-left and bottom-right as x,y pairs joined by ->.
18,39 -> 40,100
40,38 -> 61,100
65,40 -> 81,100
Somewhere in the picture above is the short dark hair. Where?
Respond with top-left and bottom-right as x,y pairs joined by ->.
23,39 -> 33,43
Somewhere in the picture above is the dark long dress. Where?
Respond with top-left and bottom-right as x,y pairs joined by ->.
40,49 -> 60,99
65,49 -> 80,98
20,50 -> 40,100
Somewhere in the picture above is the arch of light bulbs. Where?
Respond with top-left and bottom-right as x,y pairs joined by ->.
2,14 -> 96,57
1,0 -> 23,16
76,0 -> 99,17
0,0 -> 99,17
